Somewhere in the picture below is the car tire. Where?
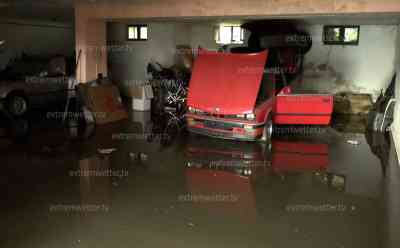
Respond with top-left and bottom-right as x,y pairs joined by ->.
6,93 -> 29,117
261,113 -> 273,147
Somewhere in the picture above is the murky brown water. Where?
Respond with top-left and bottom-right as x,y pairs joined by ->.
0,111 -> 396,248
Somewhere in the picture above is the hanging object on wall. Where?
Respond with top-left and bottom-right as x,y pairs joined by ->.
0,40 -> 4,54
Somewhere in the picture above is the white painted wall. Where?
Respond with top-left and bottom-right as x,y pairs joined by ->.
190,24 -> 219,51
300,25 -> 398,99
392,24 -> 400,164
108,22 -> 397,101
107,22 -> 251,95
107,22 -> 192,95
0,19 -> 74,70
190,23 -> 250,52
175,23 -> 191,46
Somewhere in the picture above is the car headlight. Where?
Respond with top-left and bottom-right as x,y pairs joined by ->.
237,114 -> 245,118
243,169 -> 252,176
246,113 -> 255,120
188,107 -> 204,114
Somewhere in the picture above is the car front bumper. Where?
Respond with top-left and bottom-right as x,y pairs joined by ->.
186,117 -> 265,141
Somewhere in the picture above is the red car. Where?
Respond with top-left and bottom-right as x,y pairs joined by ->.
186,49 -> 333,142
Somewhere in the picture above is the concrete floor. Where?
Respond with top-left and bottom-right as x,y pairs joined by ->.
0,111 -> 397,248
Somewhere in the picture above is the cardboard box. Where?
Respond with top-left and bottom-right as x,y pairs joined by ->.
132,98 -> 151,111
127,86 -> 142,99
127,85 -> 154,99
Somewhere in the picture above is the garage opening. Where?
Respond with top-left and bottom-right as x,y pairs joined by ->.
2,5 -> 400,247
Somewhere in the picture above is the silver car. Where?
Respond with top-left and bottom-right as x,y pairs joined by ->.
0,76 -> 69,116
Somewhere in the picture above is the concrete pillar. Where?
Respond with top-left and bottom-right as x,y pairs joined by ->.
75,6 -> 107,83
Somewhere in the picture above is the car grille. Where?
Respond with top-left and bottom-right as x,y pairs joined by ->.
202,120 -> 243,131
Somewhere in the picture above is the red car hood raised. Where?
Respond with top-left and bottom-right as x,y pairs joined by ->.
187,50 -> 268,115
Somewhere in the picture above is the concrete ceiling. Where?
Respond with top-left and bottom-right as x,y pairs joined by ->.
299,13 -> 400,25
111,13 -> 400,25
0,0 -> 399,25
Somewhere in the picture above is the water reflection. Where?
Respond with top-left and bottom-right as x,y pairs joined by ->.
78,155 -> 112,211
184,135 -> 338,180
183,135 -> 349,224
0,111 -> 392,248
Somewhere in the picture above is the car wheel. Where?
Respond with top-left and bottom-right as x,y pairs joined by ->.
7,93 -> 29,117
261,113 -> 273,148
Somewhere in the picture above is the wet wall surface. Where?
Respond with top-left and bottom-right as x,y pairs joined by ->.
0,111 -> 397,248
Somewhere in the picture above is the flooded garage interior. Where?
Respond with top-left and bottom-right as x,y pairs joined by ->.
0,109 -> 398,248
1,1 -> 400,248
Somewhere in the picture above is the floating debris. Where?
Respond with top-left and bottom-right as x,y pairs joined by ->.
97,148 -> 117,155
129,152 -> 148,161
140,153 -> 148,161
346,140 -> 360,145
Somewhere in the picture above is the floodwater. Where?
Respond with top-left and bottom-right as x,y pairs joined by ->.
0,111 -> 398,248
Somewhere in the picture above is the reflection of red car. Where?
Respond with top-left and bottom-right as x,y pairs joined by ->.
185,136 -> 329,178
186,50 -> 333,142
185,134 -> 270,178
271,140 -> 329,173
184,138 -> 331,221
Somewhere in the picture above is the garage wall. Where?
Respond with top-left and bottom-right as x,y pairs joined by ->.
175,23 -> 191,46
76,0 -> 400,83
107,22 -> 251,95
190,23 -> 250,52
0,19 -> 74,71
393,25 -> 400,164
301,25 -> 397,99
190,24 -> 219,51
107,22 -> 191,95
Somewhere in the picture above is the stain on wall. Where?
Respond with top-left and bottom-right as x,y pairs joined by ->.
299,25 -> 398,99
